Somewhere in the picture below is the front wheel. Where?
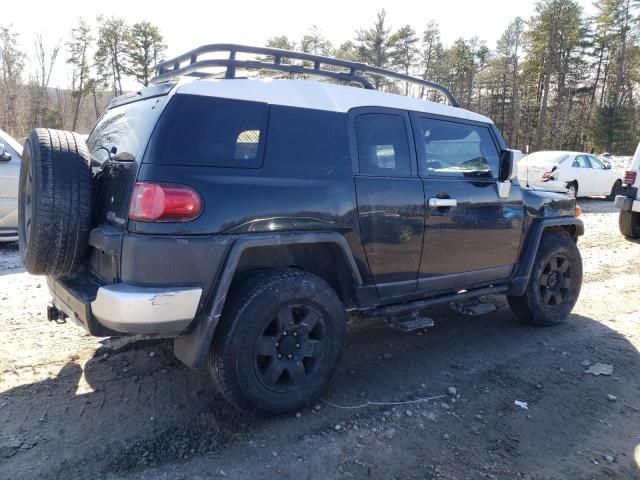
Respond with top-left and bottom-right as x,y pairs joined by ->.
209,269 -> 346,415
507,232 -> 582,326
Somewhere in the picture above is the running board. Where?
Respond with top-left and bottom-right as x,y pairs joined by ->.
361,285 -> 508,319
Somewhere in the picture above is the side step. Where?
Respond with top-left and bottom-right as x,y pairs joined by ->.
361,285 -> 508,319
388,312 -> 434,332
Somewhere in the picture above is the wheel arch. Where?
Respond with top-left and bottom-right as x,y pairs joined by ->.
507,217 -> 584,297
174,232 -> 363,368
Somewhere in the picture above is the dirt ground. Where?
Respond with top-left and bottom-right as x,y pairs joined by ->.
1,198 -> 639,480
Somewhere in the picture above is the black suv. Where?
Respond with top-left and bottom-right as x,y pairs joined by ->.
18,45 -> 584,414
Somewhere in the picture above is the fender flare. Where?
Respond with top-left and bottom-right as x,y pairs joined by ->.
173,232 -> 362,368
507,217 -> 584,296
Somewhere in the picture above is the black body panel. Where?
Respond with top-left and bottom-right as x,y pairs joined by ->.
64,87 -> 584,370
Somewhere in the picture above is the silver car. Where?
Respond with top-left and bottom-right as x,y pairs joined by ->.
0,128 -> 22,242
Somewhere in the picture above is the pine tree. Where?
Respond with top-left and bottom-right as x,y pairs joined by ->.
95,16 -> 128,96
125,21 -> 166,87
390,25 -> 419,94
301,26 -> 333,56
355,9 -> 393,88
67,18 -> 93,131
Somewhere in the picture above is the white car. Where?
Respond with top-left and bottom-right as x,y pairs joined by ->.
518,151 -> 623,199
0,128 -> 22,242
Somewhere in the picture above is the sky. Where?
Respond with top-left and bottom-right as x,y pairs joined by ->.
4,0 -> 596,89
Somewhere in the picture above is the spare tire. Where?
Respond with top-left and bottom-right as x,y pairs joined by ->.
19,128 -> 92,275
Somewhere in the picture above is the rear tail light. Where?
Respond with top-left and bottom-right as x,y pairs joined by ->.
624,170 -> 637,186
542,172 -> 554,182
129,182 -> 202,222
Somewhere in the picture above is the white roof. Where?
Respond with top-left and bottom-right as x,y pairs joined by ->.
175,78 -> 492,124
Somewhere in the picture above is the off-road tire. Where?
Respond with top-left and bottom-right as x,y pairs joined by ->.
507,231 -> 582,326
209,268 -> 346,415
619,210 -> 640,238
607,180 -> 622,201
18,129 -> 92,275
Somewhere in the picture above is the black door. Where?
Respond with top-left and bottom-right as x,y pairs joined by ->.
410,113 -> 524,293
352,109 -> 425,299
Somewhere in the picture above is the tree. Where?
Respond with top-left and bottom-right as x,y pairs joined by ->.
301,26 -> 333,56
417,22 -> 447,101
95,16 -> 127,96
266,35 -> 297,51
29,33 -> 62,129
495,17 -> 525,145
390,25 -> 419,94
0,25 -> 25,136
524,0 -> 585,150
355,9 -> 393,87
125,21 -> 166,87
67,18 -> 93,131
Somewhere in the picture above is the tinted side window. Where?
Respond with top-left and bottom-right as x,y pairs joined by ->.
415,118 -> 499,178
145,94 -> 268,167
264,106 -> 350,177
355,114 -> 411,177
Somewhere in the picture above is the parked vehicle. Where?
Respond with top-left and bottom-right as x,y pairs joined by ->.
19,45 -> 584,415
518,150 -> 623,199
0,128 -> 22,242
614,143 -> 640,238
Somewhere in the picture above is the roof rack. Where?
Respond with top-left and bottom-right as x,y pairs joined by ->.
152,44 -> 460,107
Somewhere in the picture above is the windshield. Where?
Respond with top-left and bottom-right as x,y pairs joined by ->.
87,96 -> 168,166
522,152 -> 570,165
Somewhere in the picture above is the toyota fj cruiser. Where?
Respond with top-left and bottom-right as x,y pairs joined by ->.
614,143 -> 640,238
18,45 -> 584,414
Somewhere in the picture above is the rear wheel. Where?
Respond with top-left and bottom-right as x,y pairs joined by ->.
209,269 -> 346,415
619,210 -> 640,238
607,180 -> 622,201
507,232 -> 582,326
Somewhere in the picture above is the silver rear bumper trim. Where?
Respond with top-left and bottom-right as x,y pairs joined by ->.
91,283 -> 202,334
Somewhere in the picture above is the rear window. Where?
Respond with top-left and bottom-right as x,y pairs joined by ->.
145,94 -> 268,168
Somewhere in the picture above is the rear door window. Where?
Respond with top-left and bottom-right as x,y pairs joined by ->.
354,113 -> 411,177
573,155 -> 590,168
145,94 -> 269,168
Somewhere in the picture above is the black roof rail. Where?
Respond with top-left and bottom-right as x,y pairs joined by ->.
152,43 -> 460,108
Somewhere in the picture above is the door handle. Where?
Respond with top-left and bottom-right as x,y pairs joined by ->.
429,198 -> 457,208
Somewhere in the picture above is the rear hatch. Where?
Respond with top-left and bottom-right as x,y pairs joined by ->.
87,85 -> 173,228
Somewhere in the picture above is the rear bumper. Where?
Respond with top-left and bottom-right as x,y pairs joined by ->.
0,230 -> 18,242
614,194 -> 640,213
47,272 -> 202,335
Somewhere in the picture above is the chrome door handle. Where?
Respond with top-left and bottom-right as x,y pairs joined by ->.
429,198 -> 457,208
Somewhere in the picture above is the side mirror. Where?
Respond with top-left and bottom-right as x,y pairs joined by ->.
605,163 -> 612,170
0,144 -> 11,162
499,149 -> 520,182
